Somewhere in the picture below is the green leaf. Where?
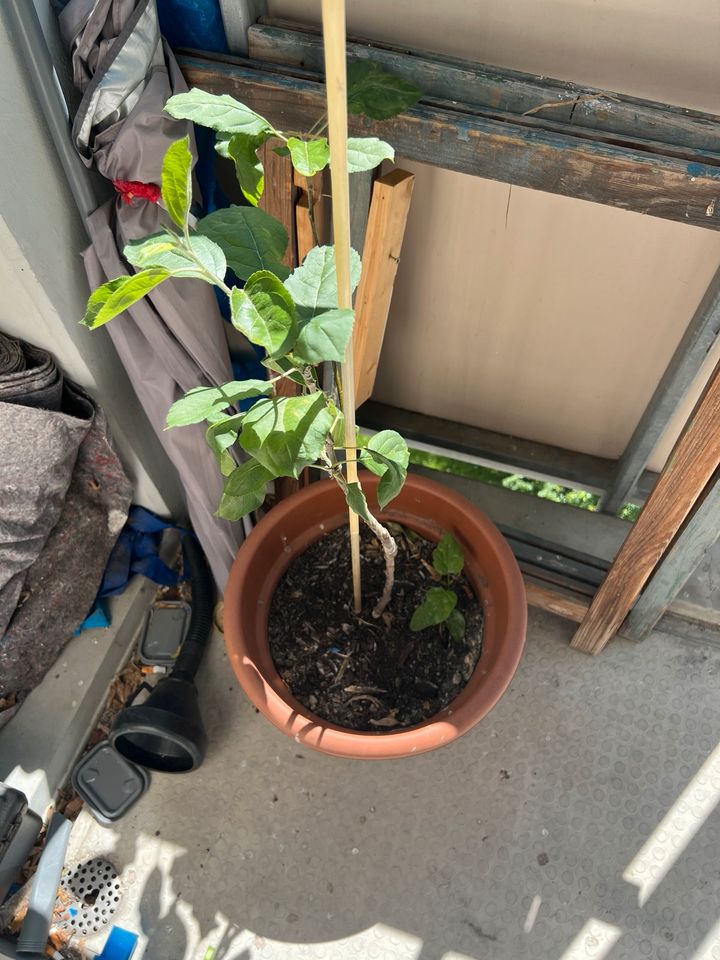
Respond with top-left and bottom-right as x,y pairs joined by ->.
166,379 -> 273,428
230,272 -> 297,356
273,145 -> 291,157
161,137 -> 193,228
347,62 -> 422,120
360,430 -> 409,508
239,393 -> 333,478
123,232 -> 177,265
81,269 -> 170,328
284,246 -> 361,320
410,587 -> 458,632
293,308 -> 354,364
225,131 -> 271,206
432,532 -> 465,576
446,608 -> 466,643
287,137 -> 330,177
124,233 -> 226,284
217,459 -> 274,520
197,206 -> 289,282
345,482 -> 372,524
206,413 -> 245,476
165,89 -> 272,136
346,137 -> 395,173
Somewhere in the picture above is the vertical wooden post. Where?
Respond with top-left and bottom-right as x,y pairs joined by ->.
570,358 -> 720,654
353,169 -> 415,406
322,0 -> 362,612
620,470 -> 720,641
260,143 -> 299,500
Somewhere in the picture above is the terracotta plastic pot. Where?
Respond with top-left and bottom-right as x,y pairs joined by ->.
224,472 -> 526,759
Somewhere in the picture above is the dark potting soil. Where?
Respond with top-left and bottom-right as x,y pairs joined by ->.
268,524 -> 484,732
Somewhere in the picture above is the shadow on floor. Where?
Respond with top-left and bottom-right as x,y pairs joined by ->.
79,611 -> 720,960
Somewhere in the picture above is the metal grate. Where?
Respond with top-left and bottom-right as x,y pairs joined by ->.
60,858 -> 121,936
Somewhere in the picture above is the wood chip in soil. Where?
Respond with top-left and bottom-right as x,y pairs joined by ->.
268,524 -> 484,731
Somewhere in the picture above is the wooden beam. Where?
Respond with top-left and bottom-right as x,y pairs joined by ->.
602,264 -> 720,512
259,141 -> 296,268
349,169 -> 374,256
178,55 -> 720,230
570,358 -> 720,654
353,169 -> 415,406
259,141 -> 298,499
620,471 -> 720,641
524,580 -> 590,623
359,400 -> 658,499
295,193 -> 314,263
293,170 -> 325,262
249,22 -> 720,157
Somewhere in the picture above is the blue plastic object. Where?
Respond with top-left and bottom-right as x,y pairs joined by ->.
156,0 -> 228,53
100,507 -> 189,597
96,926 -> 139,960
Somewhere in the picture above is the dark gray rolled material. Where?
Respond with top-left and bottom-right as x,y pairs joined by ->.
0,335 -> 132,709
0,334 -> 62,411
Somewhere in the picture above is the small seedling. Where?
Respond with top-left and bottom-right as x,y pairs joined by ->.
410,532 -> 466,641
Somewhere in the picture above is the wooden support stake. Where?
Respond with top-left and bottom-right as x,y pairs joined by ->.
322,0 -> 362,613
294,170 -> 325,261
353,169 -> 415,407
260,142 -> 299,499
570,358 -> 720,654
259,142 -> 296,268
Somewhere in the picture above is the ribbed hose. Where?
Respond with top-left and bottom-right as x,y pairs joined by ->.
172,535 -> 214,682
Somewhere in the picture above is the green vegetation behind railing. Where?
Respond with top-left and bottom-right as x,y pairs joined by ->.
407,448 -> 642,522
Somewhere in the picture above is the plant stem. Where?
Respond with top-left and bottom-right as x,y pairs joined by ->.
364,510 -> 398,618
332,468 -> 398,618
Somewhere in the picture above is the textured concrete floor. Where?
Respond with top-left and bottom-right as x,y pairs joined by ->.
66,609 -> 720,960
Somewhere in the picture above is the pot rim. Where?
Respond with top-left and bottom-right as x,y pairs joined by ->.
224,472 -> 527,759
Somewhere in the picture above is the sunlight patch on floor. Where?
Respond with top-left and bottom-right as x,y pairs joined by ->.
557,919 -> 622,960
623,739 -> 720,907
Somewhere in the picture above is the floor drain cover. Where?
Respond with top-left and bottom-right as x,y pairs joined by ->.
59,858 -> 122,936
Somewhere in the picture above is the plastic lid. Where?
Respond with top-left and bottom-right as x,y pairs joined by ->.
72,742 -> 149,824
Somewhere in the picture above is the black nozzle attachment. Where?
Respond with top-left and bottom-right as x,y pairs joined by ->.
110,535 -> 214,773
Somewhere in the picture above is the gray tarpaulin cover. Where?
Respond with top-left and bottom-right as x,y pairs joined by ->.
0,333 -> 132,712
59,0 -> 244,589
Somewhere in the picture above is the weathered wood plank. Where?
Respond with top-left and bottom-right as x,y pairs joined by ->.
259,141 -> 298,499
178,55 -> 720,230
620,472 -> 720,641
259,140 -> 296,267
602,264 -> 720,513
353,170 -> 415,406
524,580 -> 590,623
349,169 -> 374,256
249,22 -> 720,156
359,400 -> 658,499
570,358 -> 720,654
293,170 -> 325,262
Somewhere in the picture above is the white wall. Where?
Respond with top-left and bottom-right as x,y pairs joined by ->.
269,0 -> 720,472
0,3 -> 183,517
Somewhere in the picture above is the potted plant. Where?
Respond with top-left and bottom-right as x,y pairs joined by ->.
82,60 -> 526,760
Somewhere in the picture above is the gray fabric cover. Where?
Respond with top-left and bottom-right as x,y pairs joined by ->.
0,335 -> 132,703
59,0 -> 244,589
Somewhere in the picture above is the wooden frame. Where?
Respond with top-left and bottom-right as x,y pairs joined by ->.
180,52 -> 720,231
178,31 -> 720,650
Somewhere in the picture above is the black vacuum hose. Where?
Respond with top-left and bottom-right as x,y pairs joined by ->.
172,534 -> 214,682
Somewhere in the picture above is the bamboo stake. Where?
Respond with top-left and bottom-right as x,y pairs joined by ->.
321,0 -> 362,613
